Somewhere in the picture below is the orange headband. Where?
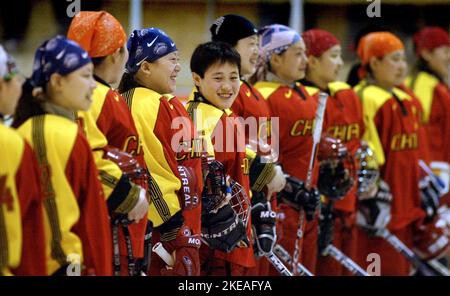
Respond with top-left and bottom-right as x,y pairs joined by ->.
357,32 -> 404,65
67,11 -> 126,58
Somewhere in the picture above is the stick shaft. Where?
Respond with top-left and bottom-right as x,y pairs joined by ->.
273,244 -> 314,276
266,252 -> 293,276
327,245 -> 369,276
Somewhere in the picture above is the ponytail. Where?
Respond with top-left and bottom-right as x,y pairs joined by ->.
118,72 -> 139,94
12,78 -> 45,128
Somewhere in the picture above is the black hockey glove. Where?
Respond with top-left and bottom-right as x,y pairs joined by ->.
251,192 -> 277,257
419,175 -> 442,223
278,176 -> 320,221
318,201 -> 335,256
201,203 -> 248,253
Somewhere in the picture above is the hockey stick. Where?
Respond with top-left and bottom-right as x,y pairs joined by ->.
376,228 -> 449,276
324,244 -> 370,276
291,91 -> 328,275
318,201 -> 369,276
152,242 -> 175,267
273,244 -> 314,276
427,259 -> 450,276
135,220 -> 153,276
265,252 -> 293,276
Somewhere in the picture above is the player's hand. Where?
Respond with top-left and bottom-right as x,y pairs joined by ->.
127,186 -> 149,222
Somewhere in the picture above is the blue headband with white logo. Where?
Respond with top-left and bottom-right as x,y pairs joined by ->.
126,27 -> 177,74
31,35 -> 91,87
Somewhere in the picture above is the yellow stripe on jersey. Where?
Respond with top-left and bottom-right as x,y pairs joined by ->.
355,82 -> 389,166
77,82 -> 122,199
356,81 -> 413,166
305,85 -> 319,96
126,87 -> 182,227
18,115 -> 83,275
405,71 -> 439,123
254,81 -> 284,100
186,100 -> 224,158
305,82 -> 351,97
328,81 -> 351,97
0,125 -> 24,275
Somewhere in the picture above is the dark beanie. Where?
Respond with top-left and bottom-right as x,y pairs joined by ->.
210,14 -> 257,46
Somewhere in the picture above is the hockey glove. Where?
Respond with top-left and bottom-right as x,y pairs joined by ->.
419,176 -> 444,223
356,180 -> 392,234
160,225 -> 201,276
201,203 -> 248,253
318,201 -> 335,256
278,176 -> 320,221
251,192 -> 277,257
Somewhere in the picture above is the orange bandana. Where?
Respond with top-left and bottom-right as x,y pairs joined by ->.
67,11 -> 126,58
357,32 -> 404,65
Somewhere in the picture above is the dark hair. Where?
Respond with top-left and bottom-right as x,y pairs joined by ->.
91,56 -> 107,67
12,78 -> 45,128
92,46 -> 125,67
118,71 -> 140,94
190,41 -> 241,78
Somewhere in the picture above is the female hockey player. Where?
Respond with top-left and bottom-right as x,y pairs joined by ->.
406,27 -> 450,207
0,45 -> 46,275
209,14 -> 286,276
301,29 -> 365,275
118,27 -> 203,276
67,11 -> 150,276
186,41 -> 255,275
252,24 -> 321,274
354,32 -> 426,275
13,36 -> 113,276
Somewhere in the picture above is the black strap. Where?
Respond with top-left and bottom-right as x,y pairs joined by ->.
112,219 -> 121,276
292,82 -> 308,100
112,217 -> 135,276
139,220 -> 153,275
121,221 -> 135,276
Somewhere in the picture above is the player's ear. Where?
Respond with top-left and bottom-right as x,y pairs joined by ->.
49,73 -> 63,91
369,56 -> 380,73
139,60 -> 152,76
420,49 -> 433,64
308,55 -> 319,70
192,72 -> 202,87
270,53 -> 282,70
109,47 -> 121,64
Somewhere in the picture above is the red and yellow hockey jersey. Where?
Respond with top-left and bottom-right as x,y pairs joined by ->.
231,80 -> 278,193
406,71 -> 450,165
77,78 -> 148,258
254,81 -> 319,182
355,80 -> 425,230
0,124 -> 46,276
255,80 -> 319,270
122,87 -> 202,234
17,114 -> 112,275
305,81 -> 365,213
231,80 -> 272,148
186,93 -> 255,268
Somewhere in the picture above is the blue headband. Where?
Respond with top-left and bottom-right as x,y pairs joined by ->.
259,24 -> 301,63
126,27 -> 177,74
31,35 -> 91,87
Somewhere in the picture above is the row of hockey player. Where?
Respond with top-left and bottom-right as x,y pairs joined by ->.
0,11 -> 449,276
